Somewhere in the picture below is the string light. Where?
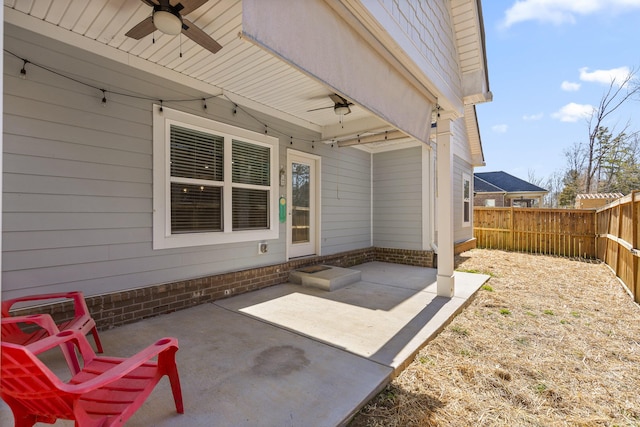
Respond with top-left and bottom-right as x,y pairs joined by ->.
6,49 -> 323,149
20,59 -> 28,79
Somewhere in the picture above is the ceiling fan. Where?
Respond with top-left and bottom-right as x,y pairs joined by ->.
125,0 -> 222,54
308,94 -> 353,115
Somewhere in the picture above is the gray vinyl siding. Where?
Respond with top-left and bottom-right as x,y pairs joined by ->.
372,147 -> 423,250
320,147 -> 372,255
3,29 -> 374,300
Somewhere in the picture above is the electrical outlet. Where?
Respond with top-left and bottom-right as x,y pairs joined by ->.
258,242 -> 268,254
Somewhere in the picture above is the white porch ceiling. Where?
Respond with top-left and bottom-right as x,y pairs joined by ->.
4,0 -> 394,144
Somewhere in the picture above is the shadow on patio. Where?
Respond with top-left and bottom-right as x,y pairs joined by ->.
1,262 -> 489,427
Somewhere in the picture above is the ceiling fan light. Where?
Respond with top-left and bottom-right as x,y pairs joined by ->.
154,10 -> 182,35
334,105 -> 350,115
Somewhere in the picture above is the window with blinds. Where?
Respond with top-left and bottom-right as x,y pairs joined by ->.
153,105 -> 278,249
170,125 -> 224,233
168,125 -> 271,234
232,140 -> 270,230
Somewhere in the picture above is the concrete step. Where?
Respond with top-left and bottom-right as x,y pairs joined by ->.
289,265 -> 361,291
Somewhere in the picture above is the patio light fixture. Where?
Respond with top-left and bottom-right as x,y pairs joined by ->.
334,105 -> 350,115
153,10 -> 183,35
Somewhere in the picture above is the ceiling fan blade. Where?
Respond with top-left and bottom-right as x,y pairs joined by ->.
125,16 -> 155,39
182,18 -> 223,54
307,106 -> 333,112
175,0 -> 209,15
329,93 -> 346,104
140,0 -> 159,7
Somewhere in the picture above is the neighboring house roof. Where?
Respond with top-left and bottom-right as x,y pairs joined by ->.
473,175 -> 504,193
474,171 -> 547,193
575,193 -> 624,200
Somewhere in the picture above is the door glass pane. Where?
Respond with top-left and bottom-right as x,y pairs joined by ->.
292,162 -> 310,244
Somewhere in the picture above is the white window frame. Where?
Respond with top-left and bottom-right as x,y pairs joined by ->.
152,105 -> 279,249
462,173 -> 471,227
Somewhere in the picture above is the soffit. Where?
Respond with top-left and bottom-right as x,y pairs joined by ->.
451,0 -> 491,103
4,0 -> 391,140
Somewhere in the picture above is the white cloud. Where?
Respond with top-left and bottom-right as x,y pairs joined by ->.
551,102 -> 594,122
492,124 -> 508,133
502,0 -> 640,28
522,113 -> 544,121
579,66 -> 632,87
561,81 -> 581,91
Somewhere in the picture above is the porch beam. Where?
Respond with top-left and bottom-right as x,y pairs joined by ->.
337,130 -> 409,147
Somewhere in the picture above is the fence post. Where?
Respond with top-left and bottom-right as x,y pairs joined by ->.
632,190 -> 639,303
509,206 -> 514,251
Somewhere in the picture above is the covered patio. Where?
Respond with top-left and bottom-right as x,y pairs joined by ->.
1,262 -> 489,426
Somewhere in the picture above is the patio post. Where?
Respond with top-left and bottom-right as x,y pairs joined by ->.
436,117 -> 455,297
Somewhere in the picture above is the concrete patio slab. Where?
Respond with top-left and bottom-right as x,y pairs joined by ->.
218,263 -> 488,370
1,262 -> 489,427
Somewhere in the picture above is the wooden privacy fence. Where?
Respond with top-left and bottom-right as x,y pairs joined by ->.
595,191 -> 639,304
474,207 -> 597,258
473,191 -> 640,304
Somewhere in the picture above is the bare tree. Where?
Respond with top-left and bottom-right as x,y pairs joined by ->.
583,70 -> 640,193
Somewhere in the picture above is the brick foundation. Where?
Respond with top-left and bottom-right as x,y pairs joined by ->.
8,247 -> 434,330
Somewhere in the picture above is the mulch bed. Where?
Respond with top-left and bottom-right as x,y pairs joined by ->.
350,249 -> 640,426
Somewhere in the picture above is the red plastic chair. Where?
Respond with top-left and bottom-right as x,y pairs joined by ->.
1,329 -> 184,427
1,291 -> 103,353
1,314 -> 82,375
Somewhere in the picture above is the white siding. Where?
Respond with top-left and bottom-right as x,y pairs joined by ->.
367,0 -> 462,108
2,30 -> 372,300
452,116 -> 474,165
372,147 -> 423,249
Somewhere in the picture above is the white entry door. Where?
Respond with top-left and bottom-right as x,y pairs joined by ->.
287,151 -> 319,258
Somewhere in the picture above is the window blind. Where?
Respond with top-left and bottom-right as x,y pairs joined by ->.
232,188 -> 269,230
171,183 -> 222,233
232,139 -> 270,185
171,125 -> 223,181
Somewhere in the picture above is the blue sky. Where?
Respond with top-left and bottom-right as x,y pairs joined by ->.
476,0 -> 640,182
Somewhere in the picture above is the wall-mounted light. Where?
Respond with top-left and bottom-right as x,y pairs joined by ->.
279,166 -> 286,187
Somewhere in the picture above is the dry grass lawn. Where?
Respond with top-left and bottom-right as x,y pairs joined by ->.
350,249 -> 640,426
